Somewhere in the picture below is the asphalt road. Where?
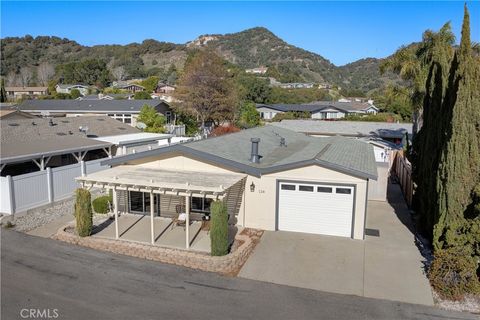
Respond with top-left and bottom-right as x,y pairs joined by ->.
1,229 -> 476,320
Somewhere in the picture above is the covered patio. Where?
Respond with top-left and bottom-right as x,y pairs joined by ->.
76,165 -> 246,251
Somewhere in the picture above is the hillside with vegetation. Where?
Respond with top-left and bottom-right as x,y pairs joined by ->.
1,27 -> 401,92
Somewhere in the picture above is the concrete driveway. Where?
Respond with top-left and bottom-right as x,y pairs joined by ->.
239,184 -> 434,306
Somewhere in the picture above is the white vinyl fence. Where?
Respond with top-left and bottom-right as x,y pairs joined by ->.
0,159 -> 109,215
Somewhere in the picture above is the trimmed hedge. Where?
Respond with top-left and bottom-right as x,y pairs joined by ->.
75,188 -> 93,237
92,193 -> 113,214
429,247 -> 480,300
210,201 -> 228,256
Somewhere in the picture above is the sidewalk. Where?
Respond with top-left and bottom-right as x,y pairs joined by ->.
26,214 -> 74,238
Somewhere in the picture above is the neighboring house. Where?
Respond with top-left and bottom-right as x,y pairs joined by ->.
0,109 -> 37,121
155,83 -> 175,94
55,84 -> 90,96
318,83 -> 332,90
5,87 -> 49,100
17,99 -> 174,127
269,119 -> 412,146
0,116 -> 139,177
113,81 -> 145,93
79,126 -> 377,240
277,83 -> 315,89
256,101 -> 379,120
77,93 -> 134,101
245,67 -> 268,74
92,133 -> 192,156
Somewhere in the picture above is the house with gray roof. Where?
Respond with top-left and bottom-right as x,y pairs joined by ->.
55,84 -> 91,96
79,126 -> 377,240
0,116 -> 139,176
17,99 -> 174,127
269,119 -> 412,145
257,100 -> 379,120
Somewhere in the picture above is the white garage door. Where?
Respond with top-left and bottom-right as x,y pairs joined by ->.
278,182 -> 355,237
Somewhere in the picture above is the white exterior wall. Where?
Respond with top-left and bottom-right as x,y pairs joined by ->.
257,107 -> 281,120
136,155 -> 369,239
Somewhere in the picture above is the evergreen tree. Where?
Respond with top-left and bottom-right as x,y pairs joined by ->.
433,5 -> 480,252
0,79 -> 7,102
411,23 -> 455,238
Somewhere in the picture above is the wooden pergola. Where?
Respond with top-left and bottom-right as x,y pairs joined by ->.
76,165 -> 245,249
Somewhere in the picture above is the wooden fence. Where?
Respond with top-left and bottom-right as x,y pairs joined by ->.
392,152 -> 414,207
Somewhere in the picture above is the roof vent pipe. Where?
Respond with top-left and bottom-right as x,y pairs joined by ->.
280,137 -> 287,147
48,118 -> 54,126
250,138 -> 261,163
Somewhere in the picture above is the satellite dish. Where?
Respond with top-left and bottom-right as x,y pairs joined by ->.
136,122 -> 147,129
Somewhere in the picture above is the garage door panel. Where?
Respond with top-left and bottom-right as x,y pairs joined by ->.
278,182 -> 354,238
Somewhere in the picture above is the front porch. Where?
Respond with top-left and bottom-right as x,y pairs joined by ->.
92,214 -> 214,252
77,165 -> 246,252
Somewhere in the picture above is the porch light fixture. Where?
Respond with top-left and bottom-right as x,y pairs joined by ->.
250,182 -> 255,192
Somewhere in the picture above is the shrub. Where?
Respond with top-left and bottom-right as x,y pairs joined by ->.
92,193 -> 112,214
272,111 -> 310,122
210,201 -> 229,256
75,188 -> 93,237
210,125 -> 240,137
428,247 -> 480,300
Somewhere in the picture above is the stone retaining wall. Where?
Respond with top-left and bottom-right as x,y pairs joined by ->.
54,227 -> 262,275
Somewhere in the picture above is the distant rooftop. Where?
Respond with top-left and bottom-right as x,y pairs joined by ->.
17,99 -> 167,113
257,100 -> 377,113
0,116 -> 139,164
269,119 -> 412,139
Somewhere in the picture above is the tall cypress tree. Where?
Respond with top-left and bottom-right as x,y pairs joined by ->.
412,23 -> 455,238
0,79 -> 7,102
433,5 -> 480,250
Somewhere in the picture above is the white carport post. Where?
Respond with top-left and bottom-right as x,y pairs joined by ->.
185,194 -> 190,249
150,191 -> 155,245
112,187 -> 119,240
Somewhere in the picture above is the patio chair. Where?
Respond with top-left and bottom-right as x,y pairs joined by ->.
172,204 -> 187,229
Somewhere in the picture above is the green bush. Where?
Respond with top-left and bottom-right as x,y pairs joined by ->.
210,201 -> 229,256
75,188 -> 93,237
92,194 -> 112,214
428,247 -> 480,300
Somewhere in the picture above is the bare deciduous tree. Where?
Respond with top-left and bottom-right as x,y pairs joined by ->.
174,50 -> 237,131
37,62 -> 55,85
6,72 -> 19,86
19,67 -> 33,87
111,66 -> 126,81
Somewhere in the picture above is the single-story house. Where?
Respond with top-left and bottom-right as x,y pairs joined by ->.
269,119 -> 412,146
155,83 -> 175,94
16,99 -> 174,127
0,116 -> 139,176
79,126 -> 377,240
257,101 -> 379,120
5,87 -> 49,100
55,84 -> 91,96
92,133 -> 192,156
113,82 -> 145,93
77,93 -> 134,101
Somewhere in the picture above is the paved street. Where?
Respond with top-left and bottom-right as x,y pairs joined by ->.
1,230 -> 475,320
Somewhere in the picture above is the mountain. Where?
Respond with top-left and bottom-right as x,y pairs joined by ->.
0,28 -> 401,92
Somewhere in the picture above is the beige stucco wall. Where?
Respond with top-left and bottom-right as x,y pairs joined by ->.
134,154 -> 369,239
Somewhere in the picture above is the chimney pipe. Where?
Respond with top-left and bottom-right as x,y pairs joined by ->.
250,138 -> 261,163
